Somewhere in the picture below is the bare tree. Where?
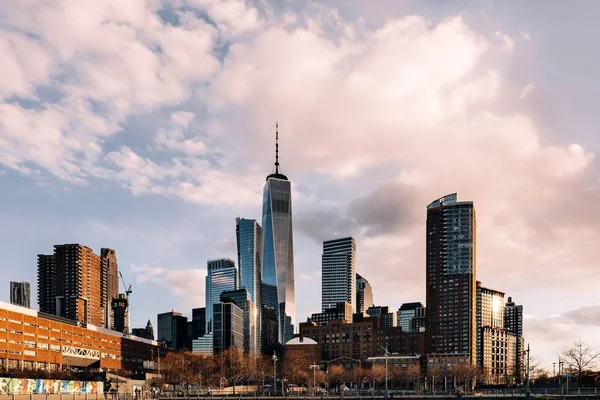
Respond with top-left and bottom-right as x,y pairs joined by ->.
560,339 -> 600,386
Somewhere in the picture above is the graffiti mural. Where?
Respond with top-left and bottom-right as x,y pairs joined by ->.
0,378 -> 103,394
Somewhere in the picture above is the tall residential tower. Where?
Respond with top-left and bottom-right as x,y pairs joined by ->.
261,123 -> 295,343
425,193 -> 477,367
37,244 -> 113,326
322,237 -> 356,312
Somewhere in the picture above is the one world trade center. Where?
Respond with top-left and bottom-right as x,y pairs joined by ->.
261,123 -> 295,343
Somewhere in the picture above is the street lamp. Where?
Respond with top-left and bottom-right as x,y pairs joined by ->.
310,363 -> 319,394
525,343 -> 531,395
272,352 -> 278,395
380,346 -> 389,399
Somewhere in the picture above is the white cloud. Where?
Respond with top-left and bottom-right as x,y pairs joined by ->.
1,0 -> 600,365
129,264 -> 206,307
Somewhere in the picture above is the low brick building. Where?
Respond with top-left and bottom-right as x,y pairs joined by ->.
0,302 -> 167,373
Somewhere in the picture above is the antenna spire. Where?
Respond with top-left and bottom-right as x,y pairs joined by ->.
275,121 -> 280,174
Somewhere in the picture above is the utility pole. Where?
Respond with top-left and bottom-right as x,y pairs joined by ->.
310,363 -> 319,395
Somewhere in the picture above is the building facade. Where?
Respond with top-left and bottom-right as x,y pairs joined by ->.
10,282 -> 31,309
411,306 -> 427,332
220,289 -> 257,355
131,319 -> 154,340
476,282 -> 505,366
299,317 -> 426,364
157,311 -> 188,350
213,302 -> 244,353
261,124 -> 295,343
398,302 -> 423,332
425,193 -> 477,367
236,218 -> 263,354
205,258 -> 238,334
367,306 -> 397,328
355,273 -> 374,314
37,244 -> 110,327
0,302 -> 166,373
321,237 -> 356,312
310,302 -> 353,326
481,327 -> 518,385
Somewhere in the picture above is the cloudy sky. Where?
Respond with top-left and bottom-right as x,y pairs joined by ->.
1,0 -> 600,368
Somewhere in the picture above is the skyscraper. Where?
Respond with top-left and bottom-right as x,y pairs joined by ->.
236,217 -> 263,353
101,248 -> 119,329
157,311 -> 188,350
205,258 -> 238,333
321,237 -> 356,312
425,193 -> 477,366
37,244 -> 109,326
355,273 -> 373,314
10,281 -> 31,308
261,123 -> 295,343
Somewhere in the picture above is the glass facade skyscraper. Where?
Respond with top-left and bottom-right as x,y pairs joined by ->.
261,124 -> 295,343
425,193 -> 477,367
236,218 -> 262,353
322,237 -> 356,312
205,258 -> 238,334
355,273 -> 373,314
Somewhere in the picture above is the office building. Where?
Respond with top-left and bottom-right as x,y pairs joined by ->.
476,282 -> 505,366
132,319 -> 154,340
37,244 -> 111,326
411,306 -> 426,332
398,302 -> 423,332
310,301 -> 352,326
205,258 -> 238,333
213,302 -> 244,353
261,306 -> 278,354
192,333 -> 213,356
356,273 -> 373,314
367,305 -> 397,328
322,237 -> 356,312
221,289 -> 258,355
261,124 -> 295,343
0,301 -> 167,373
236,218 -> 263,354
100,248 -> 119,329
425,193 -> 477,367
10,281 -> 31,309
157,311 -> 188,350
190,308 -> 206,340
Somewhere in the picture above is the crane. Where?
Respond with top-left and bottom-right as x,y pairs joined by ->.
119,271 -> 132,298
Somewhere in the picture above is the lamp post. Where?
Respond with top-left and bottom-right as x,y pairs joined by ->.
272,352 -> 278,395
558,358 -> 564,388
380,346 -> 389,399
553,362 -> 556,385
310,363 -> 319,395
525,343 -> 531,395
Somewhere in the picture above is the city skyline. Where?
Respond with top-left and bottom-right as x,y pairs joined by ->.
1,0 -> 600,369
